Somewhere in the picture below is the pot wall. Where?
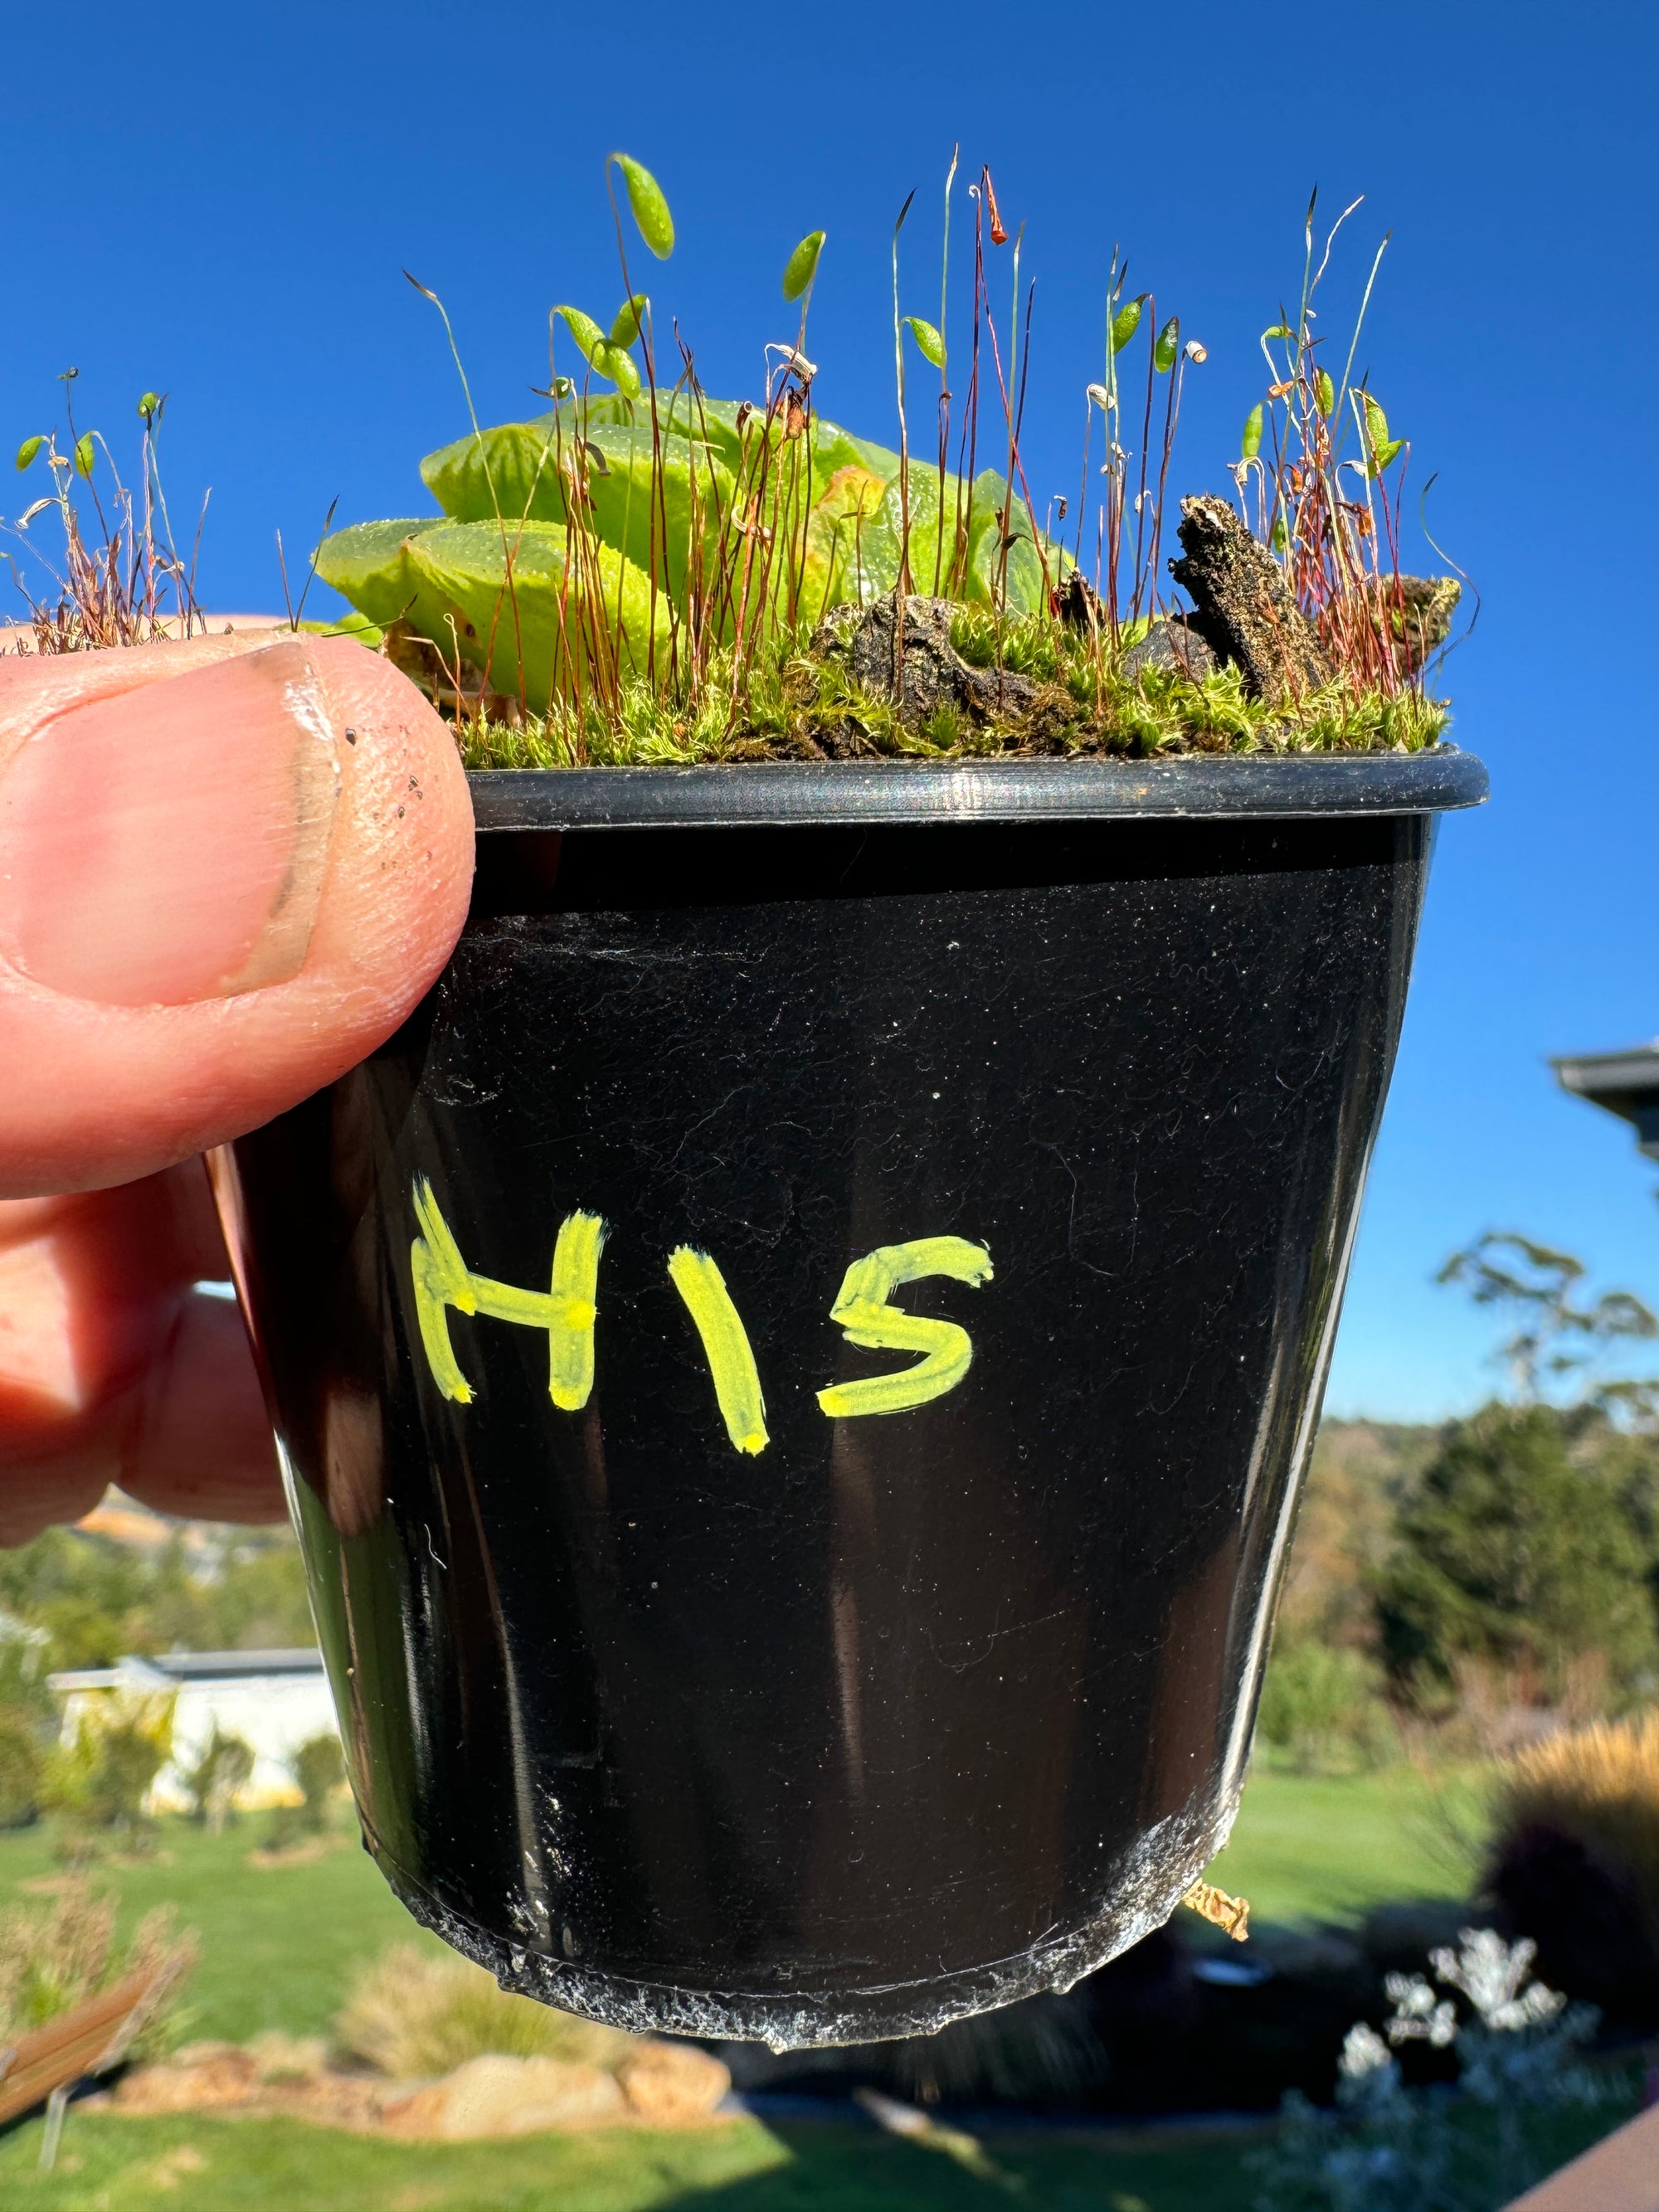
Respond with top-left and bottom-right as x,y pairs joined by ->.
213,765 -> 1476,2045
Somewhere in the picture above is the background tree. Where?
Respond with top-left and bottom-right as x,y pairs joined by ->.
0,1522 -> 314,1675
1376,1402 -> 1657,1697
267,1730 -> 346,1848
1377,1237 -> 1659,1704
1436,1232 -> 1659,1418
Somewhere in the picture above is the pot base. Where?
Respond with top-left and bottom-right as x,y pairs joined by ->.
363,1790 -> 1238,2049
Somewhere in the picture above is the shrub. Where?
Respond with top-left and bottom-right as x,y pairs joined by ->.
0,1631 -> 56,1829
265,1730 -> 345,1847
0,1713 -> 46,1829
0,1881 -> 115,2038
1248,1928 -> 1608,2212
1258,1637 -> 1396,1774
42,1691 -> 174,1843
290,1732 -> 343,1828
0,1879 -> 195,2054
333,1943 -> 632,2079
179,1724 -> 255,1831
1492,1711 -> 1659,1923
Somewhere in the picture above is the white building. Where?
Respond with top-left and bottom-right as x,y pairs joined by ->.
49,1650 -> 338,1813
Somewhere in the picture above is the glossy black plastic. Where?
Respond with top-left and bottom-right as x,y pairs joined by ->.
213,751 -> 1486,2047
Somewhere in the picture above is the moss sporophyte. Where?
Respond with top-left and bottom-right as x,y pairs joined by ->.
301,161 -> 1464,769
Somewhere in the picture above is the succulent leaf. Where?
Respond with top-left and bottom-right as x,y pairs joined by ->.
409,520 -> 669,706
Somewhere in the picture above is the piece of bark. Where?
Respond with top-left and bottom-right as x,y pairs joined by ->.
1169,494 -> 1332,698
1325,574 -> 1461,677
815,592 -> 1039,726
1054,571 -> 1105,633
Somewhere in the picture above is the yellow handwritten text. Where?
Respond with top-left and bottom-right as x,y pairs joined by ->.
411,1184 -> 995,1443
817,1236 -> 995,1419
411,1177 -> 606,1411
666,1247 -> 771,1456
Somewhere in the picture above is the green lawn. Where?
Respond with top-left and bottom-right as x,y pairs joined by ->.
0,2110 -> 1258,2212
0,1820 -> 448,2044
0,1763 -> 1493,2210
0,1764 -> 1486,2044
1206,1763 -> 1483,1924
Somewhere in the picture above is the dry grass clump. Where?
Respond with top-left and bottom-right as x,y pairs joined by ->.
1491,1710 -> 1659,1935
0,1877 -> 195,2052
0,1880 -> 119,2038
5,385 -> 207,653
333,1943 -> 632,2079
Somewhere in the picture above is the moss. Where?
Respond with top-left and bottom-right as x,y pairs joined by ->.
451,608 -> 1451,771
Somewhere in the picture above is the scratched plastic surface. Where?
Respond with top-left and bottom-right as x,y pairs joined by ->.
213,767 -> 1479,2048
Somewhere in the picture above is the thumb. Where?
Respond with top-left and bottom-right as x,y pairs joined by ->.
0,631 -> 474,1196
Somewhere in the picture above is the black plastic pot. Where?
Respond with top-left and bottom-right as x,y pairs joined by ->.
212,749 -> 1486,2047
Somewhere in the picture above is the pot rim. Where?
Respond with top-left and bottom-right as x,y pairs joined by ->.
466,745 -> 1487,834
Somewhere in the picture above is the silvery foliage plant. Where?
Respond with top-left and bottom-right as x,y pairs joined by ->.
1250,1928 -> 1608,2212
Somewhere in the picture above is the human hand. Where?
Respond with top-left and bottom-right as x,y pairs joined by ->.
0,630 -> 474,1542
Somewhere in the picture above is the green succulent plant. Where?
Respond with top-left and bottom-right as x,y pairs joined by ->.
315,396 -> 1060,715
302,157 -> 1455,764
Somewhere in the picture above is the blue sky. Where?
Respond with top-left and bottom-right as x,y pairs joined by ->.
3,0 -> 1654,1419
